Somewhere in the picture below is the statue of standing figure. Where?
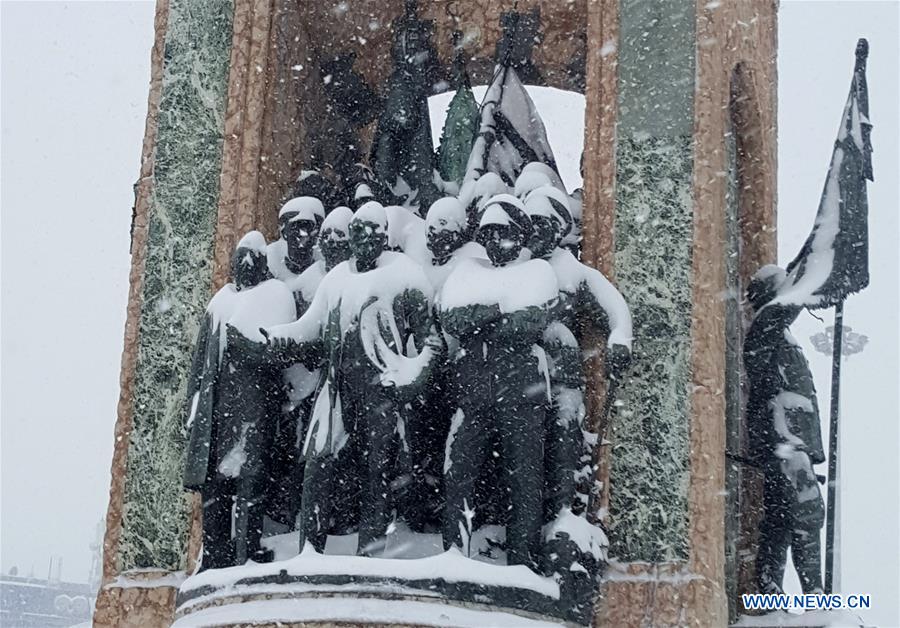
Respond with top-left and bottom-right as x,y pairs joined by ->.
439,195 -> 558,570
744,265 -> 826,595
266,202 -> 441,555
182,231 -> 296,569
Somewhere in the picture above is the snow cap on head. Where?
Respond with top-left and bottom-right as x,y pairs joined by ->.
426,197 -> 466,233
524,186 -> 573,233
353,201 -> 388,233
479,194 -> 530,232
279,196 -> 325,223
748,264 -> 787,310
521,161 -> 565,192
473,173 -> 509,208
514,170 -> 553,198
354,183 -> 375,200
236,230 -> 267,254
321,206 -> 353,240
752,264 -> 787,283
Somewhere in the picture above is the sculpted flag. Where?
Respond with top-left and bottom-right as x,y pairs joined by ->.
463,63 -> 559,187
778,39 -> 873,308
436,38 -> 479,186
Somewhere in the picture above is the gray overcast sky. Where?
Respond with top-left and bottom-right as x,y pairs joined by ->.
1,0 -> 898,625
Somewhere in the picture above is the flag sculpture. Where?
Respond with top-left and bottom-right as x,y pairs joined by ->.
777,39 -> 873,594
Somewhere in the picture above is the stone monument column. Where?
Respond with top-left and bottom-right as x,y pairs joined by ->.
588,1 -> 778,625
93,0 -> 289,624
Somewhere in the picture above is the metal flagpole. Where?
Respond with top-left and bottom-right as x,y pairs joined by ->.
824,300 -> 844,593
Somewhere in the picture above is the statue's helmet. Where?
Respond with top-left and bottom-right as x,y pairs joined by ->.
477,194 -> 531,266
232,230 -> 270,290
520,161 -> 566,192
524,189 -> 572,258
514,170 -> 553,198
469,172 -> 509,210
426,197 -> 467,235
747,264 -> 787,311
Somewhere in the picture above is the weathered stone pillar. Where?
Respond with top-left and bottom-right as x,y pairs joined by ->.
588,1 -> 778,625
94,0 -> 238,624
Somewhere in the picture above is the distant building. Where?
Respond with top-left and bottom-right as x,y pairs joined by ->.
0,574 -> 93,627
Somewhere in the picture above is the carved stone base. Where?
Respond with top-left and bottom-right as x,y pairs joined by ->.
172,548 -> 577,626
94,584 -> 178,628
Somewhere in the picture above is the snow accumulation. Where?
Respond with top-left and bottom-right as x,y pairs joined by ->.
279,196 -> 325,222
269,251 -> 433,344
355,200 -> 389,232
773,149 -> 843,307
547,248 -> 633,349
521,162 -> 565,193
172,597 -> 565,628
321,206 -> 354,238
281,260 -> 326,305
225,279 -> 296,343
426,197 -> 466,233
544,508 -> 608,562
180,543 -> 559,599
439,258 -> 557,313
265,238 -> 289,280
235,230 -> 267,254
514,170 -> 553,197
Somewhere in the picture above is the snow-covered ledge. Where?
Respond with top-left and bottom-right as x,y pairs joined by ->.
174,544 -> 569,627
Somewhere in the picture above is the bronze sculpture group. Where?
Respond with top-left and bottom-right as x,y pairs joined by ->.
184,163 -> 631,613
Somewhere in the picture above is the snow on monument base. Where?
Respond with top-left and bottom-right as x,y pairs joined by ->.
173,538 -> 587,627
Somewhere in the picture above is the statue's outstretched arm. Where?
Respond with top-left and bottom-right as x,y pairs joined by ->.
264,287 -> 327,364
579,265 -> 633,351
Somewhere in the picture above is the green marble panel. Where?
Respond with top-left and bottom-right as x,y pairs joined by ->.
617,0 -> 695,137
608,0 -> 695,563
118,0 -> 234,572
610,135 -> 693,561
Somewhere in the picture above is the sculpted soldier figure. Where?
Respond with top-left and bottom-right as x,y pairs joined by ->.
267,196 -> 326,310
745,265 -> 825,595
369,0 -> 441,210
266,202 -> 440,555
318,206 -> 354,271
439,195 -> 558,569
183,232 -> 296,568
522,184 -> 632,517
266,197 -> 328,530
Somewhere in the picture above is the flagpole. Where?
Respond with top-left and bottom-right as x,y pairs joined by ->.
824,300 -> 844,593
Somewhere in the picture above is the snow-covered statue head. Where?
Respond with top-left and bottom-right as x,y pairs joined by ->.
476,194 -> 530,267
319,206 -> 353,271
350,201 -> 389,271
231,230 -> 269,290
747,264 -> 787,313
523,187 -> 573,259
471,172 -> 509,209
520,161 -> 566,192
278,196 -> 325,268
513,169 -> 553,198
425,197 -> 466,264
